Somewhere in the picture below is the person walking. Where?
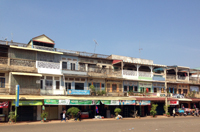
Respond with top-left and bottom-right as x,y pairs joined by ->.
173,108 -> 175,118
61,110 -> 66,122
77,111 -> 81,121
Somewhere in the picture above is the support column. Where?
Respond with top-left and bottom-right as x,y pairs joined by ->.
164,68 -> 167,81
37,105 -> 41,120
149,66 -> 154,78
121,61 -> 123,76
187,70 -> 189,82
85,64 -> 88,71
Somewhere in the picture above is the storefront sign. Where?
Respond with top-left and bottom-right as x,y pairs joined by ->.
0,101 -> 9,108
101,100 -> 119,105
67,90 -> 90,95
136,101 -> 151,105
173,94 -> 184,98
168,101 -> 179,105
160,93 -> 166,97
190,86 -> 199,92
139,82 -> 152,87
70,100 -> 93,105
12,101 -> 43,106
119,100 -> 135,105
59,100 -> 70,105
44,99 -> 59,105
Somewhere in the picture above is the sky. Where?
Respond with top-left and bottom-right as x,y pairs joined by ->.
0,0 -> 200,68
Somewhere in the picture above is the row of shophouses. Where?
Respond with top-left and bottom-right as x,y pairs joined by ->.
0,34 -> 200,121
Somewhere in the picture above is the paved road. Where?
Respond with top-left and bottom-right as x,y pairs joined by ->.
1,117 -> 200,132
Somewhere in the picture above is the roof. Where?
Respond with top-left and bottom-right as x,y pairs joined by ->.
32,34 -> 55,43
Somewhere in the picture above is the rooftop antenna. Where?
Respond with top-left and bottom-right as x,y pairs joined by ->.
139,42 -> 143,58
93,39 -> 98,54
11,32 -> 13,42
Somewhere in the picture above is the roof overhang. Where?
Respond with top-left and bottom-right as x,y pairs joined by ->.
11,72 -> 42,77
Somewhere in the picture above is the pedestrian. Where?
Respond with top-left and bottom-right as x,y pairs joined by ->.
61,110 -> 66,122
77,111 -> 81,121
173,108 -> 175,118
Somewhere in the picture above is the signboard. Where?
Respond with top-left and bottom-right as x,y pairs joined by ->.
136,101 -> 151,105
59,100 -> 70,105
44,99 -> 59,105
139,82 -> 152,87
168,101 -> 179,105
119,100 -> 135,105
67,90 -> 90,95
160,93 -> 166,97
15,85 -> 19,107
173,94 -> 184,98
190,86 -> 199,92
70,100 -> 93,105
0,101 -> 9,108
12,101 -> 43,106
101,100 -> 135,105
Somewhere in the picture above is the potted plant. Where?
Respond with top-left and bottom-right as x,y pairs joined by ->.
67,107 -> 80,119
101,90 -> 106,96
8,111 -> 18,123
167,112 -> 170,117
150,104 -> 158,117
114,108 -> 121,116
163,105 -> 170,116
90,85 -> 96,96
41,111 -> 48,122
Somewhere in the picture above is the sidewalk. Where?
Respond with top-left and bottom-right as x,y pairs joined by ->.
0,115 -> 195,126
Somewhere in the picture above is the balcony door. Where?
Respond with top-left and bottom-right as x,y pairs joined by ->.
112,84 -> 117,92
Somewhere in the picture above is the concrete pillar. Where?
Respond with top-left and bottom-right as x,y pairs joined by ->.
85,64 -> 88,71
121,61 -> 123,76
37,105 -> 41,120
164,68 -> 166,80
137,65 -> 141,79
187,70 -> 189,82
165,81 -> 168,114
198,71 -> 199,84
58,105 -> 62,119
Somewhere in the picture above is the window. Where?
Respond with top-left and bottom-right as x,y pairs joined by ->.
45,80 -> 53,90
174,88 -> 177,94
183,89 -> 188,94
56,81 -> 60,89
154,88 -> 157,93
178,89 -> 181,94
124,86 -> 127,91
129,86 -> 133,91
40,80 -> 43,89
65,83 -> 71,90
112,84 -> 117,92
75,83 -> 84,90
54,77 -> 59,80
93,83 -> 100,90
88,83 -> 91,87
101,83 -> 105,88
0,78 -> 5,88
170,88 -> 173,93
71,63 -> 75,70
134,86 -> 138,92
62,62 -> 67,69
148,88 -> 151,93
0,73 -> 5,76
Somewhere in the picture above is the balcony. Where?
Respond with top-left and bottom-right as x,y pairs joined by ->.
62,66 -> 87,76
37,61 -> 62,74
88,67 -> 106,77
0,57 -> 8,65
189,77 -> 199,84
40,89 -> 64,95
10,58 -> 35,67
177,76 -> 189,82
106,69 -> 122,78
0,88 -> 9,95
33,45 -> 55,51
10,88 -> 40,95
153,75 -> 165,81
166,75 -> 176,82
138,71 -> 152,80
122,70 -> 137,79
106,88 -> 125,96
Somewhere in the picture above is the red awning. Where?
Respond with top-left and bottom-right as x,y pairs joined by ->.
112,60 -> 122,64
134,97 -> 178,101
0,101 -> 9,108
190,98 -> 200,102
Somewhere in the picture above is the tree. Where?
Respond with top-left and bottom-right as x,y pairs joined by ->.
67,107 -> 80,118
150,104 -> 158,117
114,108 -> 121,116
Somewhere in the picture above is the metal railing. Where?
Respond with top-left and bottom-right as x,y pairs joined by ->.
123,70 -> 137,76
106,88 -> 123,93
189,77 -> 199,83
37,61 -> 60,69
62,66 -> 86,72
10,87 -> 40,95
10,58 -> 36,67
139,71 -> 151,77
88,67 -> 122,77
0,88 -> 9,94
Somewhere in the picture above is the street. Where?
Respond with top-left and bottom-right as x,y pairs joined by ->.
1,117 -> 200,132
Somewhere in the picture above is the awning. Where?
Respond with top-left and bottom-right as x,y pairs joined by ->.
0,95 -> 135,101
178,98 -> 192,101
11,72 -> 42,77
134,97 -> 178,101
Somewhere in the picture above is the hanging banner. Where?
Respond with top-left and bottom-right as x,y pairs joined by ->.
70,100 -> 93,105
44,99 -> 59,105
136,101 -> 151,105
0,101 -> 9,108
119,100 -> 135,105
12,101 -> 43,106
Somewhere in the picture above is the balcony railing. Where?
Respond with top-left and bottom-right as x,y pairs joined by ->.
106,88 -> 123,93
139,71 -> 151,77
63,66 -> 86,72
0,88 -> 9,94
40,89 -> 64,95
10,58 -> 36,67
123,70 -> 137,76
0,57 -> 8,65
177,76 -> 189,81
33,45 -> 55,51
10,88 -> 40,95
189,77 -> 199,84
37,61 -> 60,69
166,75 -> 176,81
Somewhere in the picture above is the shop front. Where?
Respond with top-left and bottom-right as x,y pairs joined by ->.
0,101 -> 9,122
135,100 -> 151,117
138,82 -> 152,93
12,100 -> 43,121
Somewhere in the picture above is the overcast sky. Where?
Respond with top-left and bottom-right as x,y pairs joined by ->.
1,0 -> 200,68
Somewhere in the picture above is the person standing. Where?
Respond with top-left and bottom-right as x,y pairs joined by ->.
61,110 -> 66,122
77,111 -> 81,121
173,108 -> 175,118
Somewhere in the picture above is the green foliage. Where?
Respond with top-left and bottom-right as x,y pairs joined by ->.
150,104 -> 158,117
96,90 -> 102,95
163,104 -> 170,113
41,111 -> 48,119
114,108 -> 121,116
101,90 -> 106,95
167,112 -> 170,116
128,91 -> 134,95
188,91 -> 196,98
67,107 -> 80,117
8,111 -> 18,122
89,85 -> 95,92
